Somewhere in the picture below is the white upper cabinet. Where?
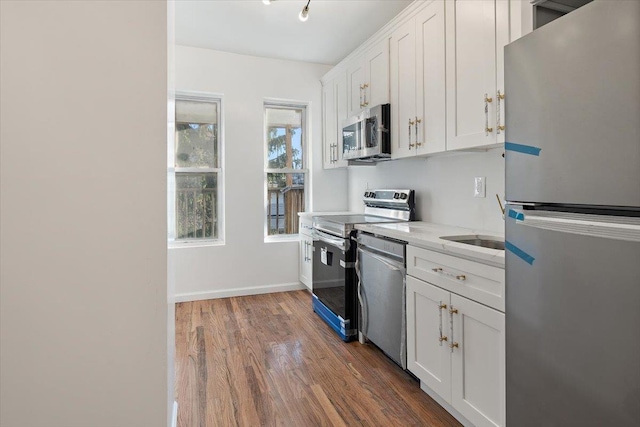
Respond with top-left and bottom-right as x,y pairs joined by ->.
321,0 -> 530,161
364,38 -> 390,108
322,79 -> 337,169
322,71 -> 348,169
415,1 -> 446,155
445,0 -> 510,151
390,19 -> 417,159
391,0 -> 446,159
347,38 -> 390,118
335,71 -> 349,167
346,55 -> 365,117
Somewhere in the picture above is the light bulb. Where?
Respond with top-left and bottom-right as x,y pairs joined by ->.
299,6 -> 309,22
262,0 -> 271,5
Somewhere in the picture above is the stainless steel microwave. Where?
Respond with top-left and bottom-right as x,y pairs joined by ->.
342,103 -> 391,163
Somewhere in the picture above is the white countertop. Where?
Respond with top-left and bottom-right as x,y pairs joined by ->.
355,221 -> 505,268
298,211 -> 357,217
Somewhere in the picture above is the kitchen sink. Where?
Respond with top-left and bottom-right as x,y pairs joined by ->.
440,235 -> 505,250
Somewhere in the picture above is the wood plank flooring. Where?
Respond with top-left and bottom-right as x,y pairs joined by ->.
175,290 -> 461,427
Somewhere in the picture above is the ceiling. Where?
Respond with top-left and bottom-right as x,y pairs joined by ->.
175,0 -> 413,65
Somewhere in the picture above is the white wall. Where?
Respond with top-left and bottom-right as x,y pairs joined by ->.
348,148 -> 506,233
172,46 -> 347,300
0,2 -> 168,426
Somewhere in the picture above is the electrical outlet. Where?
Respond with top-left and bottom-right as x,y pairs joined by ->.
474,177 -> 486,198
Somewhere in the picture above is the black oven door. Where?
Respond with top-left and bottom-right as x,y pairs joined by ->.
312,230 -> 357,332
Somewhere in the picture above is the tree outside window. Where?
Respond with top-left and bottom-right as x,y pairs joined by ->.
265,105 -> 307,236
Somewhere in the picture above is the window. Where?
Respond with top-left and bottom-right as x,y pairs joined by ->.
173,94 -> 222,242
265,103 -> 308,237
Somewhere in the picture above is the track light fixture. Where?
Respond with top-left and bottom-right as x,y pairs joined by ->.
262,0 -> 272,5
299,0 -> 311,22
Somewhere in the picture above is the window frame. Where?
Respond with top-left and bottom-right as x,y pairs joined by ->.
263,99 -> 310,242
170,91 -> 225,247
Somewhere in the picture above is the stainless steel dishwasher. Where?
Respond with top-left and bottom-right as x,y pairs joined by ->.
356,231 -> 407,369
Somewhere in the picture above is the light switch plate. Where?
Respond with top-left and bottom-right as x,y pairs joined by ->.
474,176 -> 486,198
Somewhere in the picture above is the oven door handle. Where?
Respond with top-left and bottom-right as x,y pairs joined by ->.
314,229 -> 348,251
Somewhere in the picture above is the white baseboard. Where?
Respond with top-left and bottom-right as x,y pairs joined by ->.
174,282 -> 307,302
419,381 -> 474,427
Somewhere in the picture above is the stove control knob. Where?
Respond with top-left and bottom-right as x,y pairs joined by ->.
364,191 -> 369,198
370,192 -> 376,198
400,193 -> 408,200
393,193 -> 400,199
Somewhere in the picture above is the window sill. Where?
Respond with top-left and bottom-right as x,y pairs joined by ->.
168,239 -> 225,249
264,234 -> 300,244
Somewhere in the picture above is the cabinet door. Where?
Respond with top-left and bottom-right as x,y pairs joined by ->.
364,38 -> 389,108
334,71 -> 349,168
299,236 -> 312,290
415,0 -> 446,155
450,294 -> 505,427
322,79 -> 337,169
445,0 -> 498,150
390,19 -> 417,159
495,0 -> 510,144
346,55 -> 365,117
406,276 -> 452,402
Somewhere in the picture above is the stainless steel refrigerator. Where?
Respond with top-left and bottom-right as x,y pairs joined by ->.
504,2 -> 640,426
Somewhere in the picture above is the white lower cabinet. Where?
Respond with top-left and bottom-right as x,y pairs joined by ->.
407,275 -> 505,427
298,217 -> 313,290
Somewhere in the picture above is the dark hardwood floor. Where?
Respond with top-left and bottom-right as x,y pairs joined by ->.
175,290 -> 461,427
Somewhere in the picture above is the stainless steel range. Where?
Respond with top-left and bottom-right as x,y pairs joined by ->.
311,189 -> 415,341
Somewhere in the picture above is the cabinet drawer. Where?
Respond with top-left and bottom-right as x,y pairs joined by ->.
407,245 -> 505,312
299,218 -> 314,237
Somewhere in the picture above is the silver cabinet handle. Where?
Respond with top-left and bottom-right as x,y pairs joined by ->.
449,307 -> 459,352
415,117 -> 422,147
359,85 -> 364,108
438,301 -> 448,346
485,93 -> 493,135
497,90 -> 505,133
408,118 -> 415,149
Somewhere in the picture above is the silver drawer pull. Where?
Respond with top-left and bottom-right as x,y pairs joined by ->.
432,267 -> 443,272
456,274 -> 466,281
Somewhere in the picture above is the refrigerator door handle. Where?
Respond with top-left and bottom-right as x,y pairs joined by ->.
511,209 -> 640,242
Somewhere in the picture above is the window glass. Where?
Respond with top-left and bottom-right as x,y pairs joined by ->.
175,100 -> 218,168
175,173 -> 217,239
174,96 -> 222,243
265,105 -> 307,236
